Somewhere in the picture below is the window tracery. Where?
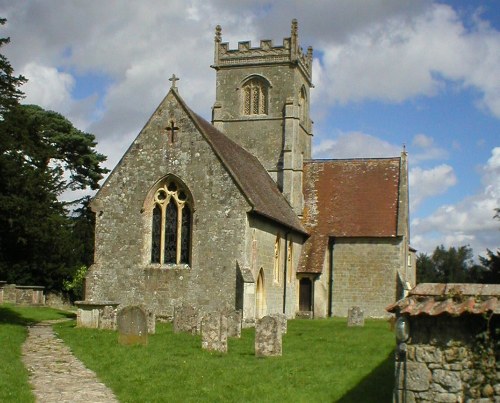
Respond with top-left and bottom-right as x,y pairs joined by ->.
150,180 -> 191,265
242,77 -> 268,115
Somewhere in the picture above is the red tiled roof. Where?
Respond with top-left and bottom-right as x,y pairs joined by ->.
298,158 -> 401,273
386,283 -> 500,316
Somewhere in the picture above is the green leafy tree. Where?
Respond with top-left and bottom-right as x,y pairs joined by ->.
0,26 -> 108,290
416,245 -> 483,283
0,18 -> 26,118
0,104 -> 108,289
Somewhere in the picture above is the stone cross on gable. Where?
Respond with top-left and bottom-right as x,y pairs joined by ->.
166,120 -> 179,144
169,74 -> 180,89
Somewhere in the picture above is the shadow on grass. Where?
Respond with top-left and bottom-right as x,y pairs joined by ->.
0,305 -> 76,325
337,350 -> 395,403
0,306 -> 30,326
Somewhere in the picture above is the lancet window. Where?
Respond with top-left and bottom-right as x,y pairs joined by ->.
242,77 -> 268,115
151,180 -> 191,265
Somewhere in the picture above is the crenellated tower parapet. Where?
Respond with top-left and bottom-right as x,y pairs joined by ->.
213,19 -> 313,85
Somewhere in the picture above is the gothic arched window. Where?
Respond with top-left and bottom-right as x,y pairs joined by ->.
151,180 -> 191,265
242,77 -> 269,115
299,86 -> 308,123
273,234 -> 281,283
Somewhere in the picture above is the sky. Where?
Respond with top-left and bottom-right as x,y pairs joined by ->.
1,0 -> 499,258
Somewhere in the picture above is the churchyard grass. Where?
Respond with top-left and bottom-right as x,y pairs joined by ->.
0,304 -> 75,403
54,317 -> 395,402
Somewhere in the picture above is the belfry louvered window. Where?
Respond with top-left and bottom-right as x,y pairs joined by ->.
242,77 -> 268,115
151,180 -> 191,264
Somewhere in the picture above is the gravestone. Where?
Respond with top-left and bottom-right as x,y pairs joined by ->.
117,306 -> 148,346
147,310 -> 156,334
269,313 -> 287,334
347,306 -> 364,327
224,309 -> 242,338
201,312 -> 228,353
173,304 -> 199,334
255,315 -> 282,357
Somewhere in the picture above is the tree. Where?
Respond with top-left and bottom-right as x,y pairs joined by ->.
416,245 -> 483,283
0,104 -> 108,290
0,18 -> 27,118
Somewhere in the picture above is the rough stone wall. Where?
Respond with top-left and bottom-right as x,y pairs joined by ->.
246,216 -> 302,319
87,91 -> 250,318
396,315 -> 499,402
325,237 -> 402,317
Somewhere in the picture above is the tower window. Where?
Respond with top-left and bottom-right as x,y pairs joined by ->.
242,77 -> 268,115
151,180 -> 192,265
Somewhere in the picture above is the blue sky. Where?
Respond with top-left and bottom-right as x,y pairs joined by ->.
1,0 -> 499,257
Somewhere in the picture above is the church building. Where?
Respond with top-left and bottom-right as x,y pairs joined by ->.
86,20 -> 414,323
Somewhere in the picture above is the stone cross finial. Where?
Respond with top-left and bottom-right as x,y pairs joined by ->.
291,19 -> 298,36
169,74 -> 180,89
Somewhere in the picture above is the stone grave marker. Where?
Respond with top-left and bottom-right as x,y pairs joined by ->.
173,304 -> 199,334
347,306 -> 364,327
225,309 -> 242,338
269,313 -> 287,334
117,306 -> 148,346
201,312 -> 228,353
255,315 -> 282,357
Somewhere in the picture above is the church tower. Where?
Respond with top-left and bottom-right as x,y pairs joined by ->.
211,20 -> 313,214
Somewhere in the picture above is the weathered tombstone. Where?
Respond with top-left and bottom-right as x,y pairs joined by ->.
117,306 -> 148,346
201,312 -> 228,353
147,310 -> 156,334
347,306 -> 364,327
100,305 -> 117,330
255,315 -> 282,357
269,313 -> 287,334
173,304 -> 199,334
225,309 -> 242,338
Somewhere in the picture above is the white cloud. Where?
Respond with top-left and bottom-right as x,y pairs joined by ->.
409,164 -> 457,210
314,131 -> 401,159
412,147 -> 500,255
410,133 -> 448,163
20,63 -> 74,112
312,3 -> 500,118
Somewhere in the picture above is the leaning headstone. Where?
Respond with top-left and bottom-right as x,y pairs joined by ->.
255,315 -> 282,357
269,313 -> 287,334
173,304 -> 199,334
117,306 -> 148,346
225,309 -> 242,338
201,312 -> 228,353
347,306 -> 364,327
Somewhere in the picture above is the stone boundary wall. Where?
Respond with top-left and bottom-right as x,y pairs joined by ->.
395,315 -> 499,402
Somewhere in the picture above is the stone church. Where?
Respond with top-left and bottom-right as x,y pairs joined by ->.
86,20 -> 414,323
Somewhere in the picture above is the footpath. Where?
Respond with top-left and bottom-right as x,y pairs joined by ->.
22,320 -> 119,402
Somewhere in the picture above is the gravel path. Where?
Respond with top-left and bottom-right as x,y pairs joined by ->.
22,320 -> 119,402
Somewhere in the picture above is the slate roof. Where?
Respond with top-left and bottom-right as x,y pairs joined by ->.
298,158 -> 402,273
178,91 -> 307,236
387,283 -> 500,316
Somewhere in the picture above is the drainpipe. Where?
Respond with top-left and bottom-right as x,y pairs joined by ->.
282,232 -> 289,315
328,238 -> 335,317
311,276 -> 316,318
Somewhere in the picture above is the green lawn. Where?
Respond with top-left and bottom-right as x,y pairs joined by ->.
54,317 -> 395,402
0,304 -> 75,403
0,304 -> 396,402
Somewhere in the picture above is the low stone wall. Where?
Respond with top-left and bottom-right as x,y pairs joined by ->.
396,315 -> 499,402
0,283 -> 45,305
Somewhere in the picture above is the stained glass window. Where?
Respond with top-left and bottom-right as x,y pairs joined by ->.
164,198 -> 178,263
150,179 -> 192,265
151,204 -> 162,263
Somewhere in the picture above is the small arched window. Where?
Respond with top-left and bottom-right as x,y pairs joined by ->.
242,77 -> 269,115
273,234 -> 281,283
299,86 -> 308,123
151,180 -> 191,265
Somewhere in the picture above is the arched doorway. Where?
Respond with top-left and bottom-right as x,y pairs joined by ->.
299,277 -> 313,312
256,268 -> 266,318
